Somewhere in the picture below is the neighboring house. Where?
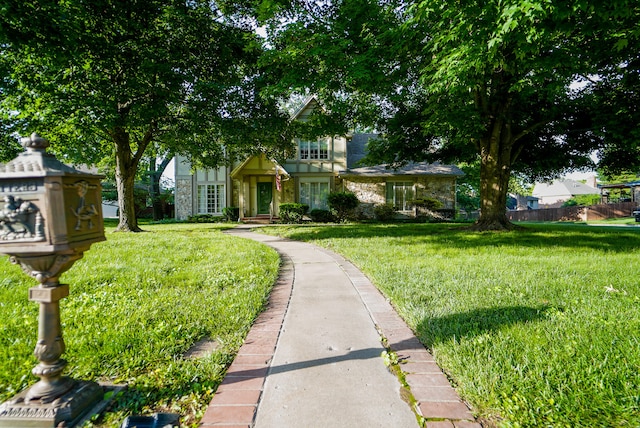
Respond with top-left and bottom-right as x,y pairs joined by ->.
532,179 -> 599,208
507,194 -> 539,211
174,97 -> 464,221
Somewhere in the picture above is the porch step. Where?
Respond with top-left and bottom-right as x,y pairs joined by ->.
241,215 -> 279,224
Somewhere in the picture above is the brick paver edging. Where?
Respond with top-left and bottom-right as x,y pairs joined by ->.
199,248 -> 294,428
315,248 -> 481,428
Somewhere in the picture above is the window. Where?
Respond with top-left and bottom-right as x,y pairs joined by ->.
299,139 -> 329,160
300,180 -> 330,210
386,181 -> 414,211
197,184 -> 225,214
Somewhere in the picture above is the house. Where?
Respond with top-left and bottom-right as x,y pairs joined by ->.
532,179 -> 599,208
507,194 -> 539,211
174,98 -> 464,221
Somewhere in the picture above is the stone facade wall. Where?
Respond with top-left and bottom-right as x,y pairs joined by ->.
344,178 -> 386,205
343,176 -> 457,218
414,177 -> 456,209
175,177 -> 193,220
345,176 -> 456,209
345,178 -> 385,219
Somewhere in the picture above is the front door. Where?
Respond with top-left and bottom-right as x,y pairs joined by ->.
257,182 -> 272,215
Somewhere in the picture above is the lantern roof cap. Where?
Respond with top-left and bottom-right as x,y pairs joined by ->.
0,133 -> 93,177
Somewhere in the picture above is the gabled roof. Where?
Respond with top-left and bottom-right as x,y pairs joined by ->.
290,96 -> 320,121
533,179 -> 598,197
339,162 -> 464,177
230,155 -> 289,179
347,133 -> 377,168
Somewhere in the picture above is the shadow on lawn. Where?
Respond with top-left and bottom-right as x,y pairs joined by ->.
267,223 -> 640,253
414,305 -> 554,348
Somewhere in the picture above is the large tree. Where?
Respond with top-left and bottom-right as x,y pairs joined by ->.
0,0 -> 289,231
258,0 -> 640,230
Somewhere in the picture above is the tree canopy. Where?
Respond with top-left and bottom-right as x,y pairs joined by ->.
3,1 -> 639,231
257,0 -> 640,230
0,0 -> 290,231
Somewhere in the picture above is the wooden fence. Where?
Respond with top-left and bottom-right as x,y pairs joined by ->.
507,201 -> 637,222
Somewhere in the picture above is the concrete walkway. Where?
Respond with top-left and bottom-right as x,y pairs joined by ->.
199,226 -> 480,428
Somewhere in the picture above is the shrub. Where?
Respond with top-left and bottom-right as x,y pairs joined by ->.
187,214 -> 223,223
222,206 -> 240,221
562,195 -> 600,207
327,191 -> 360,222
309,209 -> 334,223
435,209 -> 456,219
410,197 -> 444,211
279,203 -> 309,223
374,203 -> 397,222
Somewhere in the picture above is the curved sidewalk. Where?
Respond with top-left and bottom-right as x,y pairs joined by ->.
199,226 -> 480,428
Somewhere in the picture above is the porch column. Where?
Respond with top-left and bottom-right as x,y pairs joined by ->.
237,176 -> 245,220
249,176 -> 257,217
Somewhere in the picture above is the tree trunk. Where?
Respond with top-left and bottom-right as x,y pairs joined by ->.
113,128 -> 143,232
149,155 -> 172,221
472,118 -> 516,231
149,159 -> 162,221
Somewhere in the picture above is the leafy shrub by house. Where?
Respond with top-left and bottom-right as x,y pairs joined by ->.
223,206 -> 240,221
327,191 -> 359,222
374,203 -> 397,222
187,214 -> 223,223
279,203 -> 309,223
436,209 -> 456,219
309,209 -> 334,223
409,197 -> 443,211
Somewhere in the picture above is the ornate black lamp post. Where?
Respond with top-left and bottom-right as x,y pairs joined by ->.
0,133 -> 106,427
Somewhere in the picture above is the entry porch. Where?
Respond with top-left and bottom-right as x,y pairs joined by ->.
230,155 -> 289,221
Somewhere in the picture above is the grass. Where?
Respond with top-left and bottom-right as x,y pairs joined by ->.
0,221 -> 280,427
587,217 -> 640,225
258,222 -> 640,427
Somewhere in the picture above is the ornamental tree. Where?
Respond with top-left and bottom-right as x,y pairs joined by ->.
0,0 -> 290,231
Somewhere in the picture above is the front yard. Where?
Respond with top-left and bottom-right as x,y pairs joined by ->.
1,221 -> 638,427
0,222 -> 279,427
260,223 -> 640,427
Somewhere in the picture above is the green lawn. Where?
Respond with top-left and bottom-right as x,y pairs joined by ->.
259,223 -> 640,427
0,222 -> 280,427
2,221 -> 638,427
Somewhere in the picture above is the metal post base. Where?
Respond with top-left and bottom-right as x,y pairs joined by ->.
0,379 -> 103,427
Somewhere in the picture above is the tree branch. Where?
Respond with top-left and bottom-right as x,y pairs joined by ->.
132,122 -> 156,168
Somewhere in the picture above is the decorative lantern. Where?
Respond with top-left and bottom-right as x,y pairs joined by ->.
0,133 -> 106,427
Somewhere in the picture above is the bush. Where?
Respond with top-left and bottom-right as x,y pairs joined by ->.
410,197 -> 444,211
562,195 -> 600,207
374,203 -> 397,222
435,209 -> 456,219
222,206 -> 240,221
309,209 -> 334,223
327,191 -> 360,222
279,203 -> 309,223
187,214 -> 223,223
